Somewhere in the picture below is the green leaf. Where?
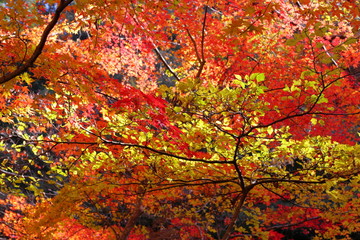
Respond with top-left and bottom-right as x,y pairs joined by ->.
317,94 -> 328,104
300,70 -> 315,79
283,85 -> 290,92
256,73 -> 265,82
256,85 -> 268,94
174,106 -> 182,112
304,80 -> 317,89
233,79 -> 246,89
234,74 -> 242,80
343,38 -> 358,45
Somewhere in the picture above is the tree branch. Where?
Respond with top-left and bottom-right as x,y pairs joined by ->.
265,216 -> 321,230
0,0 -> 73,84
103,138 -> 234,164
195,6 -> 208,79
29,138 -> 234,165
128,6 -> 181,81
233,137 -> 245,190
260,183 -> 312,209
185,28 -> 201,63
153,46 -> 181,81
221,186 -> 253,240
118,186 -> 145,240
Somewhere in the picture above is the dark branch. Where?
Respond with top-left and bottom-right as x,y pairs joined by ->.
195,6 -> 208,79
265,216 -> 321,230
0,0 -> 74,84
233,137 -> 245,190
104,138 -> 234,164
30,138 -> 234,165
185,28 -> 201,63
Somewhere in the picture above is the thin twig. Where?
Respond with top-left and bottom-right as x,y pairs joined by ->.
153,46 -> 180,81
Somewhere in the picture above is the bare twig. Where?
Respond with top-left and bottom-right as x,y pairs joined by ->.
153,46 -> 181,81
265,216 -> 320,230
322,45 -> 338,67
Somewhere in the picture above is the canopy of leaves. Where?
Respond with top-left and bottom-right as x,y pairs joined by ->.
0,0 -> 359,239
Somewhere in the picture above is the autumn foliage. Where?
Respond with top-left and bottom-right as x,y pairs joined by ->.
0,0 -> 360,239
